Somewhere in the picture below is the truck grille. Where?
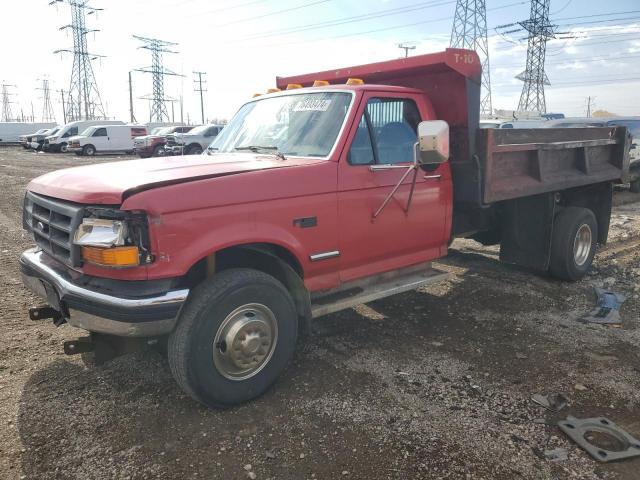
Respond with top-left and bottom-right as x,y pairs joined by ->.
23,192 -> 84,267
165,135 -> 177,146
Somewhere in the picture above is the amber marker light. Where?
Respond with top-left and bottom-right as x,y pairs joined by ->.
82,246 -> 140,267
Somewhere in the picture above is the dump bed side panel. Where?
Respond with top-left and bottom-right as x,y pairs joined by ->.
472,127 -> 630,205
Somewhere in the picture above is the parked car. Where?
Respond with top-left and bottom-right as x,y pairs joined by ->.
20,128 -> 50,148
27,127 -> 61,151
68,125 -> 148,156
44,120 -> 125,153
19,49 -> 630,408
134,125 -> 194,158
166,124 -> 223,155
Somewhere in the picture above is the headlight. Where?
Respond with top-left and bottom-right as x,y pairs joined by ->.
74,218 -> 127,248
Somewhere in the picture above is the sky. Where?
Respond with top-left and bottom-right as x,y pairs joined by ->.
1,0 -> 639,124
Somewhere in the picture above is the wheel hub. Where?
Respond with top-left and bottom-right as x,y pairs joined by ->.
213,304 -> 278,380
573,224 -> 592,266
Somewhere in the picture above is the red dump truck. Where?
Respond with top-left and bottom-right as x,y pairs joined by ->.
20,49 -> 630,407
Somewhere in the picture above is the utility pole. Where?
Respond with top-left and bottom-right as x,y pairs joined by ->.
37,79 -> 56,123
193,71 -> 207,124
397,43 -> 416,58
586,96 -> 595,118
133,35 -> 182,123
180,94 -> 184,124
128,71 -> 136,123
450,0 -> 493,116
59,89 -> 67,123
51,0 -> 106,120
1,83 -> 16,122
516,0 -> 555,114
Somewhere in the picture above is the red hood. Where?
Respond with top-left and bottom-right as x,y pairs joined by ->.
28,153 -> 325,204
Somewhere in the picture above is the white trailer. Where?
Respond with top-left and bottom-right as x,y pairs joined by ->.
0,122 -> 56,144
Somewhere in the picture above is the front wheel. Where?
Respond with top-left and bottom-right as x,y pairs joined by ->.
152,144 -> 166,157
59,142 -> 68,153
168,269 -> 298,408
549,207 -> 597,281
187,144 -> 203,155
82,144 -> 96,156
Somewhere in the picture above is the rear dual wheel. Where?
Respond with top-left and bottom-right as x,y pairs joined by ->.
549,207 -> 597,281
168,269 -> 298,408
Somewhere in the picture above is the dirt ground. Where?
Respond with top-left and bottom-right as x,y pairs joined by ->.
0,146 -> 639,480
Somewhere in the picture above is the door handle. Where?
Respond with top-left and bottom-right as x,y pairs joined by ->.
423,174 -> 442,180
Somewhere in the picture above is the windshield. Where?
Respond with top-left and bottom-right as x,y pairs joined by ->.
46,128 -> 59,136
80,126 -> 96,137
188,125 -> 210,135
210,92 -> 353,157
152,127 -> 172,135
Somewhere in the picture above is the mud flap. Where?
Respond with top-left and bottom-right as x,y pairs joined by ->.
499,193 -> 555,271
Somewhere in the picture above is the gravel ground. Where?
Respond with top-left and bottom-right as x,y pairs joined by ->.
0,146 -> 639,480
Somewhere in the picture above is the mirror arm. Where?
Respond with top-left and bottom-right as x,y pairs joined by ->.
371,142 -> 420,220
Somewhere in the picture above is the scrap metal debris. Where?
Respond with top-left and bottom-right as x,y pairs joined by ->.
531,393 -> 568,412
581,287 -> 626,325
544,448 -> 568,462
558,416 -> 640,462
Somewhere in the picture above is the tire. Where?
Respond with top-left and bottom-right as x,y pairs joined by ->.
549,207 -> 598,281
187,144 -> 203,155
168,268 -> 298,408
152,144 -> 166,157
59,142 -> 68,153
630,178 -> 640,194
82,144 -> 96,156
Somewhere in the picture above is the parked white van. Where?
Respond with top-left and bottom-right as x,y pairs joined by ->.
68,124 -> 148,156
44,120 -> 125,152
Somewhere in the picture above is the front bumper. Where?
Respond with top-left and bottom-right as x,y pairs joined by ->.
20,248 -> 189,337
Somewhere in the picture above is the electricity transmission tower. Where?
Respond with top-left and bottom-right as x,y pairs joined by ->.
516,0 -> 555,114
450,0 -> 492,115
1,83 -> 15,122
134,35 -> 181,123
193,71 -> 207,124
51,0 -> 106,120
38,79 -> 56,123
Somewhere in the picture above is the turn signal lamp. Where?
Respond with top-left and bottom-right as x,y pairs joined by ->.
313,80 -> 330,87
286,83 -> 303,90
267,88 -> 281,93
346,78 -> 364,86
82,246 -> 140,267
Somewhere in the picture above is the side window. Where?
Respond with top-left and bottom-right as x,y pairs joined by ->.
348,115 -> 375,165
63,127 -> 78,138
367,98 -> 420,165
348,97 -> 421,166
93,128 -> 107,137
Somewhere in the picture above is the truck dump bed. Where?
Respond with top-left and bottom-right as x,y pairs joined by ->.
278,48 -> 631,207
466,126 -> 631,205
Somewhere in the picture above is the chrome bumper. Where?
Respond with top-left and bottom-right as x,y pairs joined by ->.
20,248 -> 189,337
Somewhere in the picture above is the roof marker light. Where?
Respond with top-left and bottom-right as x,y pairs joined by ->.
346,78 -> 364,85
252,93 -> 262,97
267,88 -> 281,93
286,83 -> 303,90
313,80 -> 330,87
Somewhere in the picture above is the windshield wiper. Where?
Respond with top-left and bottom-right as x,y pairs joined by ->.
235,145 -> 286,160
206,146 -> 219,155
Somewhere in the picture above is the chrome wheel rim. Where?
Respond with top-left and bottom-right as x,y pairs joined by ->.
573,224 -> 592,266
213,303 -> 278,381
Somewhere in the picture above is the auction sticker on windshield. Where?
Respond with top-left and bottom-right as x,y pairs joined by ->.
293,98 -> 332,112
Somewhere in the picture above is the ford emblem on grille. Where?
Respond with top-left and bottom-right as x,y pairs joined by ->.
37,221 -> 45,231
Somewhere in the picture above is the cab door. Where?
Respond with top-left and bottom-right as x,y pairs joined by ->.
91,127 -> 109,152
336,92 -> 451,283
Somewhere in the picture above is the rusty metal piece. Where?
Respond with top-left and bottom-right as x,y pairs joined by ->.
558,416 -> 640,462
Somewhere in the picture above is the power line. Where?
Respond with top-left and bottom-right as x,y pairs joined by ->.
37,79 -> 56,123
51,0 -> 106,121
133,35 -> 182,123
207,0 -> 331,25
516,0 -> 555,114
450,0 -> 492,115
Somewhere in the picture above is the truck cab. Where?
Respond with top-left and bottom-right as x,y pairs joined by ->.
19,49 -> 630,408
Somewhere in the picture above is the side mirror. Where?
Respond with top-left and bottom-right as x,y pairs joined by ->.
416,120 -> 449,165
